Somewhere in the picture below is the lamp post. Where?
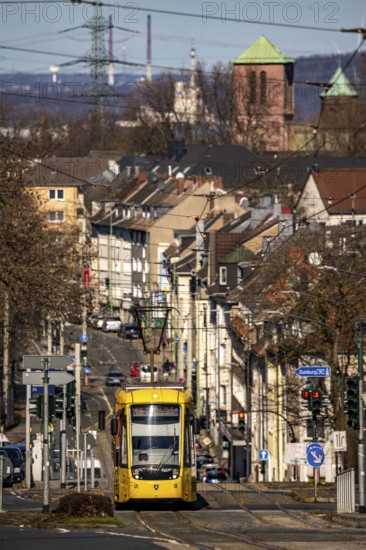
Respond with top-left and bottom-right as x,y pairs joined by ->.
133,306 -> 170,383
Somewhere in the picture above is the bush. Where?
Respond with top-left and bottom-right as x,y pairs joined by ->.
55,493 -> 114,518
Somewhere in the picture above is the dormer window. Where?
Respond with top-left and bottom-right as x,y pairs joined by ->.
219,266 -> 227,286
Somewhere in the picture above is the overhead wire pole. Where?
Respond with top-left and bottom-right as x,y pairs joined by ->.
75,343 -> 81,493
358,322 -> 365,513
42,357 -> 50,514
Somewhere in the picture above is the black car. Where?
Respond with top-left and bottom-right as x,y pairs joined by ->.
119,324 -> 141,339
2,445 -> 25,483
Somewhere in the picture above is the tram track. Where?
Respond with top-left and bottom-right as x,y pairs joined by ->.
131,507 -> 314,550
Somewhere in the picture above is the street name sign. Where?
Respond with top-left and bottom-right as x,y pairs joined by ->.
294,366 -> 331,377
22,371 -> 74,386
23,355 -> 74,370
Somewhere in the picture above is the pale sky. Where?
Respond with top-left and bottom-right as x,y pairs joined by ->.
0,0 -> 365,75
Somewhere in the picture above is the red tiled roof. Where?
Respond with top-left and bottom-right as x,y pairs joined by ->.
313,168 -> 366,213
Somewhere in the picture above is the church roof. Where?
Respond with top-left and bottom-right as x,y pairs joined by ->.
233,35 -> 294,65
320,66 -> 358,98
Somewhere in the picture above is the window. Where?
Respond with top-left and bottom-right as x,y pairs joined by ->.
48,189 -> 64,200
249,71 -> 256,104
219,266 -> 227,286
260,71 -> 267,104
48,211 -> 64,223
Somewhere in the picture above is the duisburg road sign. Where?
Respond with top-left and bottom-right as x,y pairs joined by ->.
294,366 -> 331,377
23,355 -> 74,370
22,371 -> 74,386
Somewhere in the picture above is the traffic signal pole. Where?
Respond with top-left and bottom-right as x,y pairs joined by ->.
42,357 -> 50,514
358,331 -> 365,513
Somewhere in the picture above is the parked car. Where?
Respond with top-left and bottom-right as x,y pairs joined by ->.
88,312 -> 106,329
0,449 -> 13,487
204,467 -> 231,484
2,445 -> 25,483
130,362 -> 140,377
196,454 -> 214,470
139,364 -> 158,382
119,324 -> 141,339
199,462 -> 221,481
102,317 -> 122,332
105,369 -> 125,387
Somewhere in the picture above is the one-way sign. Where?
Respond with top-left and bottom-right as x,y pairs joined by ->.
22,371 -> 74,386
295,366 -> 331,377
23,355 -> 74,370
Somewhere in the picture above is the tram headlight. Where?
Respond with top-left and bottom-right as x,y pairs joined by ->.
172,468 -> 179,479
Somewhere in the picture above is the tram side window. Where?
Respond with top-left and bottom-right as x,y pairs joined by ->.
184,414 -> 192,467
120,415 -> 128,467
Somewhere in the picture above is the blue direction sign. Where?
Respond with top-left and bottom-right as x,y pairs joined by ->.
307,444 -> 325,468
295,366 -> 331,377
259,449 -> 269,461
80,334 -> 88,343
83,366 -> 91,374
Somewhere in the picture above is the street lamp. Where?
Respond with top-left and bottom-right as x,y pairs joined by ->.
133,306 -> 170,383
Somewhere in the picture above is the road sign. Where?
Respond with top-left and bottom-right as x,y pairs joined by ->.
306,443 -> 323,455
80,432 -> 96,451
294,366 -> 331,377
0,455 -> 13,479
31,384 -> 55,396
23,355 -> 74,370
333,431 -> 347,452
259,449 -> 269,461
284,443 -> 307,465
307,445 -> 325,468
83,366 -> 91,374
80,334 -> 88,343
22,371 -> 74,386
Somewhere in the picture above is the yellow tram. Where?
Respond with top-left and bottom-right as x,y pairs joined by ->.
111,384 -> 199,504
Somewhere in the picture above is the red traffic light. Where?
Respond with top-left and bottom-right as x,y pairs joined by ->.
312,390 -> 321,399
301,389 -> 310,399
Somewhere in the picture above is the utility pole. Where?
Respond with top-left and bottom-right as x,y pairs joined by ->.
42,357 -> 50,514
75,343 -> 81,493
2,287 -> 9,427
358,322 -> 365,513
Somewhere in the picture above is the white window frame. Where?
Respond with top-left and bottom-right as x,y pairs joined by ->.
48,211 -> 64,223
219,266 -> 227,286
48,189 -> 64,201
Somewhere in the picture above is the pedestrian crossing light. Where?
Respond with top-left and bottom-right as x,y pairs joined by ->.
238,411 -> 245,433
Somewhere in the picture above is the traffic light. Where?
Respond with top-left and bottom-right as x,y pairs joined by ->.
98,410 -> 106,430
49,393 -> 64,419
66,380 -> 76,417
81,343 -> 87,365
238,411 -> 245,433
29,395 -> 42,418
260,461 -> 266,475
105,277 -> 110,289
301,388 -> 312,410
311,390 -> 322,416
345,376 -> 359,430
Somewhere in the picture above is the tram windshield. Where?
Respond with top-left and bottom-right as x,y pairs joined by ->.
130,404 -> 180,472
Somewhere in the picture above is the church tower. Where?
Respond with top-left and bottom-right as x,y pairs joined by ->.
232,36 -> 295,152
